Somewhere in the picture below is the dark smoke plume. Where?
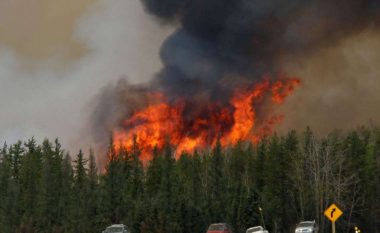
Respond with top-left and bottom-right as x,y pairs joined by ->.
91,0 -> 380,154
142,0 -> 379,93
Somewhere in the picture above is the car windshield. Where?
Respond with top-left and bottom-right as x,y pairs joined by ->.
298,222 -> 313,227
208,225 -> 225,231
106,227 -> 124,233
247,227 -> 262,233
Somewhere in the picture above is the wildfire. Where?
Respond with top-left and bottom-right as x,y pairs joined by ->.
113,76 -> 300,162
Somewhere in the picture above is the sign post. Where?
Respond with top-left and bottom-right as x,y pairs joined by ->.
332,221 -> 336,233
324,203 -> 343,233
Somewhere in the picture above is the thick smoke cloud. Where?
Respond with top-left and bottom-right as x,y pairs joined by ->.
135,0 -> 380,103
92,0 -> 380,151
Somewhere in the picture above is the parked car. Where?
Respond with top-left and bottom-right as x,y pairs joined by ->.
246,226 -> 269,233
102,224 -> 129,233
295,221 -> 318,233
207,223 -> 233,233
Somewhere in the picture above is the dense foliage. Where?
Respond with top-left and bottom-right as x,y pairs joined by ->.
0,127 -> 379,233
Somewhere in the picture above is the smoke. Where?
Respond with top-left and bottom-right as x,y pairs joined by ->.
0,0 -> 172,153
142,0 -> 380,84
278,29 -> 380,134
92,0 -> 380,140
89,0 -> 380,160
2,0 -> 379,157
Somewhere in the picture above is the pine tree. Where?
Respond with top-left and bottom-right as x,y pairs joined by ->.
208,138 -> 226,223
176,152 -> 205,233
19,138 -> 42,232
7,141 -> 24,231
127,138 -> 145,233
159,139 -> 181,233
262,134 -> 297,233
144,145 -> 164,233
36,139 -> 65,232
60,153 -> 74,233
71,150 -> 89,233
101,136 -> 126,225
87,148 -> 101,233
0,143 -> 14,233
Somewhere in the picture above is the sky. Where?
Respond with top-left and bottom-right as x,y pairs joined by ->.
0,0 -> 172,154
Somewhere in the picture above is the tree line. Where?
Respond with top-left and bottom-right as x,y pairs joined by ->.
0,127 -> 379,233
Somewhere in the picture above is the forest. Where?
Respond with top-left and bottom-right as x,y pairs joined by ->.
0,127 -> 379,233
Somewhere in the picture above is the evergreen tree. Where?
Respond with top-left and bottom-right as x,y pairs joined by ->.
60,153 -> 74,233
36,139 -> 64,232
208,139 -> 226,222
7,141 -> 24,232
71,150 -> 89,233
158,139 -> 181,233
101,136 -> 126,225
19,138 -> 42,232
0,143 -> 14,233
127,138 -> 145,233
144,145 -> 164,233
87,148 -> 101,233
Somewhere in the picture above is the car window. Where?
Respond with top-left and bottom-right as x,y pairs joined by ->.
247,227 -> 262,233
208,225 -> 225,231
297,222 -> 314,227
106,227 -> 124,233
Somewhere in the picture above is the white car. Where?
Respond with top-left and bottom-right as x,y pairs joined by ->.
102,224 -> 129,233
246,226 -> 269,233
295,221 -> 318,233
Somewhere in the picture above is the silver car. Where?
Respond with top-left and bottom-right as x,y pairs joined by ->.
102,224 -> 129,233
246,226 -> 269,233
295,221 -> 318,233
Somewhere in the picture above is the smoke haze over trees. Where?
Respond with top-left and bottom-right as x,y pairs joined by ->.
0,127 -> 379,233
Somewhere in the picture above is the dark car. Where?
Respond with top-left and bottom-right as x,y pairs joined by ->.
207,223 -> 233,233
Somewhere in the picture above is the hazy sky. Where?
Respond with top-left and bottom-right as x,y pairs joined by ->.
0,0 -> 172,154
0,0 -> 92,59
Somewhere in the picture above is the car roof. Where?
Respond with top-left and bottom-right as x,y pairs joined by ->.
247,226 -> 264,229
108,224 -> 125,228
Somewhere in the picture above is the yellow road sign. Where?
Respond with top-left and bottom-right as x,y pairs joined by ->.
324,204 -> 343,222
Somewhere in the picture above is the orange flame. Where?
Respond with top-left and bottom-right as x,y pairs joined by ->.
113,75 -> 300,162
